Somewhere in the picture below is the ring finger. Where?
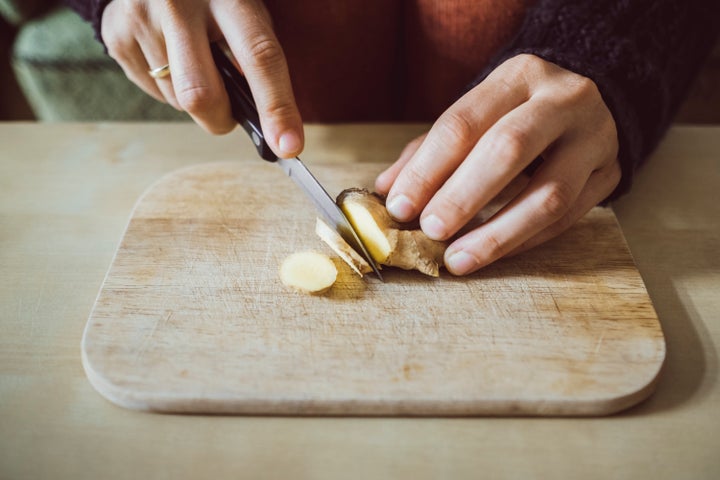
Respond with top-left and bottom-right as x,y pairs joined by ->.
506,159 -> 622,256
106,35 -> 165,105
137,34 -> 180,110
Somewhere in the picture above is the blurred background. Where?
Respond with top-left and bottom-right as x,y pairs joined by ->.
2,0 -> 719,123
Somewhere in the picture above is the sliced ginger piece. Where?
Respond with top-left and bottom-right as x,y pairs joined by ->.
315,217 -> 373,277
279,251 -> 337,294
337,188 -> 447,277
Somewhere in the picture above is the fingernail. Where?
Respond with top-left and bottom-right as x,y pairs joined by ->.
386,194 -> 415,221
446,250 -> 479,275
421,214 -> 447,240
278,131 -> 301,157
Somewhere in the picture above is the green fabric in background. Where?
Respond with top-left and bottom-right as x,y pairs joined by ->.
11,7 -> 188,121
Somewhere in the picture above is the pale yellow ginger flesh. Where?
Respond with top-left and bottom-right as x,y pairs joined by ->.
340,201 -> 392,263
337,188 -> 447,277
279,251 -> 337,294
315,217 -> 373,277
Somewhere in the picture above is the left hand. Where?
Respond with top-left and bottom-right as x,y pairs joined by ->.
375,54 -> 621,276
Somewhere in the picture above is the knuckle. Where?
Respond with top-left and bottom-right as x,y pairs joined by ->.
126,0 -> 149,20
120,2 -> 152,35
440,194 -> 476,222
514,53 -> 540,70
481,232 -> 508,260
102,25 -> 130,59
404,166 -> 436,195
106,43 -> 133,65
487,126 -> 529,164
539,180 -> 576,219
563,74 -> 601,105
506,53 -> 536,72
174,83 -> 219,114
506,53 -> 544,81
102,2 -> 150,61
244,36 -> 285,69
262,98 -> 297,122
436,110 -> 476,147
207,121 -> 236,135
103,33 -> 124,59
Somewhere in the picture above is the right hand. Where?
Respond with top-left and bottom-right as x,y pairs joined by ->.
101,0 -> 304,158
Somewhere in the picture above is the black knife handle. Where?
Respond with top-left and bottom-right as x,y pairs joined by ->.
210,42 -> 278,162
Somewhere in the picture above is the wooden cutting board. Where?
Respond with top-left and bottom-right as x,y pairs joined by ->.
82,161 -> 665,416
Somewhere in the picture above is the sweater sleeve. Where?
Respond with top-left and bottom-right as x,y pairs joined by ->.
63,0 -> 112,45
469,0 -> 720,201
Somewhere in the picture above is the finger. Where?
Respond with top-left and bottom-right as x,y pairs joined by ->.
101,5 -> 167,105
162,13 -> 235,134
117,40 -> 168,104
419,96 -> 571,241
507,159 -> 621,256
213,1 -> 303,156
385,67 -> 530,222
375,133 -> 426,195
443,138 -> 600,276
136,35 -> 181,110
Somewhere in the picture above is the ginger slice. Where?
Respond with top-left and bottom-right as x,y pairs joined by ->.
279,251 -> 337,294
315,217 -> 373,277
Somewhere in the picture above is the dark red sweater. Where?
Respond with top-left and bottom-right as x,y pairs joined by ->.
65,0 -> 719,200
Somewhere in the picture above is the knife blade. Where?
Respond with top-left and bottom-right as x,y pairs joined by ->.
210,42 -> 382,280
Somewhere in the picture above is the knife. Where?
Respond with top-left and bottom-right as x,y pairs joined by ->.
210,42 -> 382,280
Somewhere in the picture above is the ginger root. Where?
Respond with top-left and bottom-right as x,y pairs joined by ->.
336,188 -> 447,277
279,251 -> 337,294
315,217 -> 373,277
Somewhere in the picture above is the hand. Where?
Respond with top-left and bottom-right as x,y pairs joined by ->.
101,0 -> 303,157
375,54 -> 621,275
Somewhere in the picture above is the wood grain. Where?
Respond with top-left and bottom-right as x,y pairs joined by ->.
82,160 -> 665,416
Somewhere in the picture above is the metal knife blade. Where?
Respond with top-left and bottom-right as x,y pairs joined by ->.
210,41 -> 382,279
275,157 -> 382,279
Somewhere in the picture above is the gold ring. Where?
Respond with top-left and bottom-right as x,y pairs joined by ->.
148,64 -> 171,79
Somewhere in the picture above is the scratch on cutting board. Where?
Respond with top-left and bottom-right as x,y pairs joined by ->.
594,329 -> 606,355
552,294 -> 562,316
134,310 -> 173,363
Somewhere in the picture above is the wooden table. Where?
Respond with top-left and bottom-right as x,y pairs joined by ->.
1,123 -> 718,479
